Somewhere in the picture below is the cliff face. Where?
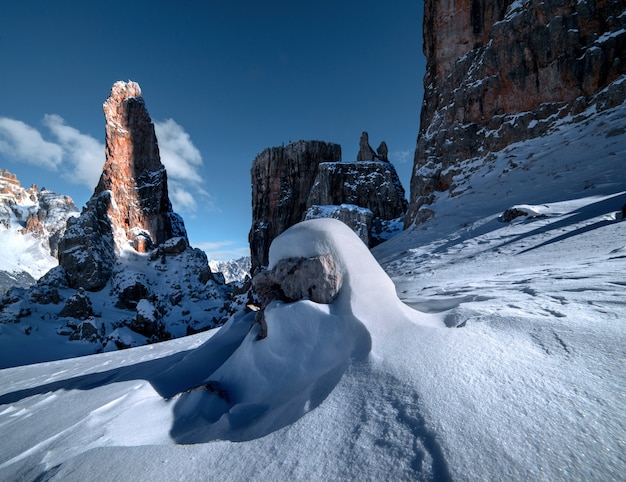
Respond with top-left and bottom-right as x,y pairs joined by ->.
250,134 -> 409,271
249,140 -> 342,272
97,80 -> 187,249
407,0 -> 626,224
58,81 -> 187,291
307,161 -> 407,221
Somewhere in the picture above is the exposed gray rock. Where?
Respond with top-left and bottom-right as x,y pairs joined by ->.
305,204 -> 373,245
59,288 -> 94,320
68,320 -> 100,343
57,191 -> 117,291
376,141 -> 389,162
249,140 -> 342,271
306,160 -> 407,247
500,208 -> 529,223
252,253 -> 343,308
357,131 -> 376,161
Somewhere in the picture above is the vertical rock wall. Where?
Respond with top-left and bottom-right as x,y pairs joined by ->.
249,140 -> 342,271
407,0 -> 626,225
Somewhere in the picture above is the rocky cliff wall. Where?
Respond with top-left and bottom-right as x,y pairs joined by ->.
407,0 -> 626,225
249,140 -> 342,272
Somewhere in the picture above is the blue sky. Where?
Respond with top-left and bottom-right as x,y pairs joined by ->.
0,1 -> 425,260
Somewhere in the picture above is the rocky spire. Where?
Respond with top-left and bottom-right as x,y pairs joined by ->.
98,80 -> 187,250
356,131 -> 376,161
57,80 -> 186,290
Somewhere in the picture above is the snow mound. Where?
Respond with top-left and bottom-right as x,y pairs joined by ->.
151,218 -> 431,442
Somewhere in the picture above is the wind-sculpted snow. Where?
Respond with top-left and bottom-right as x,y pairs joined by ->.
150,218 -> 432,442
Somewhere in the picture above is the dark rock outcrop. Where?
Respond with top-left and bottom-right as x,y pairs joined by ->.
407,0 -> 626,225
249,140 -> 342,272
58,80 -> 187,290
250,134 -> 408,269
305,205 -> 373,245
59,288 -> 94,320
357,131 -> 376,161
307,161 -> 407,222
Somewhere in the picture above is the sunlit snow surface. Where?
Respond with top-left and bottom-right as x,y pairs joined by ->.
1,98 -> 625,480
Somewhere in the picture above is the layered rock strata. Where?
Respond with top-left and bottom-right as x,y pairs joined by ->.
407,0 -> 626,225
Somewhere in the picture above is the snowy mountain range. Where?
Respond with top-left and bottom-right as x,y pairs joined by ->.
0,169 -> 78,293
0,82 -> 624,480
208,256 -> 251,284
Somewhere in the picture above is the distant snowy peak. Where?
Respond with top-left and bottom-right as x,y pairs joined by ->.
0,168 -> 78,282
209,256 -> 251,284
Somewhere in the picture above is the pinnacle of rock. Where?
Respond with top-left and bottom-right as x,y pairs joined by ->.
57,80 -> 187,290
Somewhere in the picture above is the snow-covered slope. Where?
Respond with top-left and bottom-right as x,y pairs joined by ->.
0,99 -> 624,480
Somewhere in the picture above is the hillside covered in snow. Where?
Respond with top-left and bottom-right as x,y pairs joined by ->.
0,92 -> 624,480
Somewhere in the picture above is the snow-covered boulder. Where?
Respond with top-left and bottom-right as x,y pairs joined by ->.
151,218 -> 429,442
252,253 -> 342,307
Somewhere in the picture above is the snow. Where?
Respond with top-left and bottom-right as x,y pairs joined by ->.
0,98 -> 625,480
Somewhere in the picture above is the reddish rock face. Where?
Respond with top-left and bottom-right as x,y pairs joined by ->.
58,80 -> 187,290
407,0 -> 626,225
97,81 -> 186,250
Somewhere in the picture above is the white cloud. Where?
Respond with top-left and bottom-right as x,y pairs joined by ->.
154,119 -> 216,215
154,119 -> 203,184
0,117 -> 63,169
42,114 -> 105,188
0,115 -> 213,215
391,149 -> 413,164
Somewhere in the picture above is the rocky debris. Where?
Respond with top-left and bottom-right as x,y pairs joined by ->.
407,0 -> 626,225
357,131 -> 376,161
500,208 -> 529,223
249,140 -> 342,272
251,253 -> 342,340
59,287 -> 94,320
56,80 -> 188,291
306,204 -> 373,245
